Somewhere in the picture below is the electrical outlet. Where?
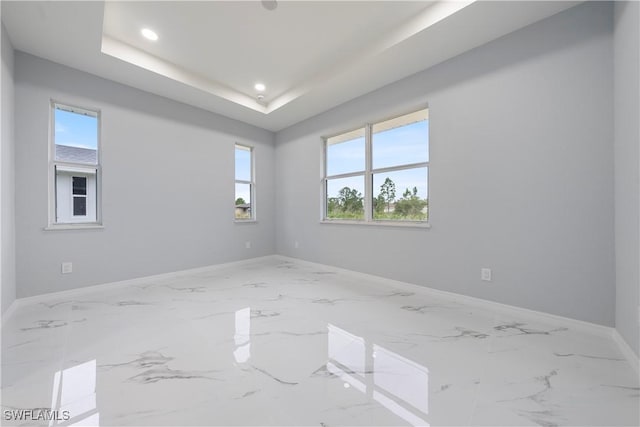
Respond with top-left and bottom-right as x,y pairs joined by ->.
61,262 -> 73,274
481,268 -> 492,281
245,241 -> 251,249
294,241 -> 299,249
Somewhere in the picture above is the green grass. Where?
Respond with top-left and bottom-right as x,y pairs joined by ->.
326,210 -> 365,220
326,209 -> 428,222
373,211 -> 428,221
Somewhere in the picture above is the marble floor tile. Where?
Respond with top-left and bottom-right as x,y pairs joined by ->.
1,257 -> 638,426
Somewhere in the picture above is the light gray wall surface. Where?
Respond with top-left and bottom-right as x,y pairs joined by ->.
14,53 -> 275,298
275,2 -> 616,326
1,20 -> 16,315
614,1 -> 639,355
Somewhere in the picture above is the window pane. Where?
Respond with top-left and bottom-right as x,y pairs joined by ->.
372,109 -> 428,170
235,183 -> 252,220
72,176 -> 87,195
326,176 -> 365,220
55,168 -> 97,223
73,197 -> 87,216
235,145 -> 252,182
54,107 -> 98,165
373,167 -> 428,221
326,128 -> 365,176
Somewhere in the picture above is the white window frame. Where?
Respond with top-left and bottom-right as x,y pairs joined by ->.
234,143 -> 256,222
322,108 -> 430,227
48,101 -> 102,229
323,127 -> 367,221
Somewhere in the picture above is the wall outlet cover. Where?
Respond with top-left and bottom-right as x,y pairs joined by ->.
61,262 -> 73,274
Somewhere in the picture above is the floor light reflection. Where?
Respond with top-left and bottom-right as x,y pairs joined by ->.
234,307 -> 251,363
327,324 -> 429,427
49,359 -> 99,426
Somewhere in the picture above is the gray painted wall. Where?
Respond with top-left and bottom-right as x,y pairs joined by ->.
1,20 -> 16,315
614,1 -> 639,355
14,53 -> 275,298
275,2 -> 616,326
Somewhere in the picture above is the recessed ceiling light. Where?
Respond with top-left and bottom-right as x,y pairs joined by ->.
141,28 -> 158,41
254,83 -> 266,92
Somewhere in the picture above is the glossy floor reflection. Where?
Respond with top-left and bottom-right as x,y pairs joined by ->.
2,257 -> 638,426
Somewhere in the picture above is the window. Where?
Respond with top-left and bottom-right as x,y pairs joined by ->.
325,128 -> 366,220
235,144 -> 255,220
50,103 -> 100,225
323,108 -> 429,223
72,177 -> 87,216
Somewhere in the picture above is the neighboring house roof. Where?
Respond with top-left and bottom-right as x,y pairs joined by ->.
235,204 -> 251,210
56,145 -> 97,164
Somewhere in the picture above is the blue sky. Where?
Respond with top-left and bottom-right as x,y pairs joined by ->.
235,147 -> 252,203
327,136 -> 366,176
327,120 -> 429,200
235,148 -> 251,181
373,120 -> 428,169
235,183 -> 251,204
54,109 -> 98,149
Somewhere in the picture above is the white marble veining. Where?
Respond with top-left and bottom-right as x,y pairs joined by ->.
1,257 -> 638,426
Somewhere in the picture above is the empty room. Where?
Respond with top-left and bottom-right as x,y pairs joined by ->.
1,1 -> 639,426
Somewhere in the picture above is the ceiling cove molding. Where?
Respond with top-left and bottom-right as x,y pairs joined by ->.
101,35 -> 268,114
266,0 -> 475,114
101,0 -> 475,116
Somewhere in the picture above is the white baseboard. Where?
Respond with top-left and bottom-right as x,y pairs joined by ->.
612,329 -> 640,378
2,255 -> 279,321
274,255 -> 613,338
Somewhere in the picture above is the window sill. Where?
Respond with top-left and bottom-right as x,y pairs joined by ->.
234,219 -> 258,224
320,219 -> 430,229
44,224 -> 104,231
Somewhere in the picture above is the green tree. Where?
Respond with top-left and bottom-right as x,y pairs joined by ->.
327,197 -> 340,216
394,186 -> 427,218
372,194 -> 385,214
379,177 -> 396,213
235,197 -> 246,205
338,187 -> 363,213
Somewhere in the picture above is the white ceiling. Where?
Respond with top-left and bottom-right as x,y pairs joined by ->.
2,1 -> 579,132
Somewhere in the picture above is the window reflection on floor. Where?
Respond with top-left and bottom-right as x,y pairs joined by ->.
234,307 -> 251,364
373,344 -> 429,414
327,324 -> 366,393
328,324 -> 429,427
50,359 -> 99,426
